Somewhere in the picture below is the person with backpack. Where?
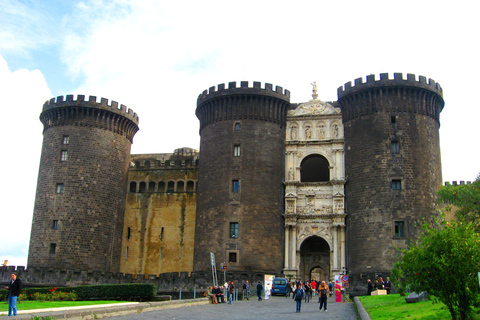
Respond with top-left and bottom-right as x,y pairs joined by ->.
293,282 -> 304,313
242,280 -> 250,300
318,280 -> 329,312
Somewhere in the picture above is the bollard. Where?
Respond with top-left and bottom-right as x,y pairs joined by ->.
179,288 -> 182,300
194,287 -> 196,299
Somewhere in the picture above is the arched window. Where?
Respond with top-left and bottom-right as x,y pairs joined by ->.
158,181 -> 165,192
177,181 -> 185,192
148,181 -> 156,192
167,181 -> 175,193
300,154 -> 330,182
129,181 -> 137,193
139,182 -> 146,193
186,181 -> 195,192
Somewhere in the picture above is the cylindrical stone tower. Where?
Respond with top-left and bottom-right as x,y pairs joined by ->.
28,95 -> 139,272
194,81 -> 290,273
337,73 -> 444,294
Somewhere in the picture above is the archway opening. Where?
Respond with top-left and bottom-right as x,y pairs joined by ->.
299,236 -> 330,281
300,154 -> 330,182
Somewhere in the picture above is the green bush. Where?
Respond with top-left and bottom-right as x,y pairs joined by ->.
73,284 -> 157,300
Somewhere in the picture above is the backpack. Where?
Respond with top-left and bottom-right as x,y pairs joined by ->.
295,288 -> 303,300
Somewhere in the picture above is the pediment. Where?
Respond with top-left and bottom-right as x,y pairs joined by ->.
288,100 -> 340,116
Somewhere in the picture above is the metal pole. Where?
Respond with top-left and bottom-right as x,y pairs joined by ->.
194,287 -> 196,299
179,288 -> 182,300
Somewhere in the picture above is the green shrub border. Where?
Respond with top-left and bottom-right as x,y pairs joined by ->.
0,283 -> 157,301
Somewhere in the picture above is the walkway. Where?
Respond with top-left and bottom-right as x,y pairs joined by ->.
106,295 -> 357,320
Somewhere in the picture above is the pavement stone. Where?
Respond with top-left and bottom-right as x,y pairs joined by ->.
106,295 -> 357,320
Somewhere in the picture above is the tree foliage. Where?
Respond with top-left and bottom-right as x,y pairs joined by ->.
437,174 -> 480,229
392,218 -> 480,320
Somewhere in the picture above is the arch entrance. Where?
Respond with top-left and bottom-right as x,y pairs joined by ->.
299,236 -> 330,281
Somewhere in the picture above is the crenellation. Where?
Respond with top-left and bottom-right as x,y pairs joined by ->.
42,94 -> 139,124
338,73 -> 443,99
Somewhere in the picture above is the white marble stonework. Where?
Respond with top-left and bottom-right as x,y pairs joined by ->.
283,85 -> 346,281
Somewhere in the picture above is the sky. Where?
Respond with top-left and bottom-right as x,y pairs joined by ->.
1,0 -> 478,267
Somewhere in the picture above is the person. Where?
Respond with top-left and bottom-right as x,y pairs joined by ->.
6,273 -> 22,316
377,277 -> 385,290
367,279 -> 373,295
213,285 -> 224,303
293,283 -> 304,313
286,280 -> 292,298
206,286 -> 217,304
265,284 -> 271,300
318,280 -> 329,312
384,277 -> 392,294
328,281 -> 334,295
304,281 -> 311,303
242,280 -> 250,300
311,279 -> 317,297
228,280 -> 235,304
256,281 -> 263,301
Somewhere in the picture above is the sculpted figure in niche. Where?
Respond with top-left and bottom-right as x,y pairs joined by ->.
332,124 -> 339,138
317,124 -> 325,139
291,126 -> 297,140
305,126 -> 312,139
288,168 -> 294,180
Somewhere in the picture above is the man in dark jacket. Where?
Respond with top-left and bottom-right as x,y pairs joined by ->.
6,273 -> 22,316
256,281 -> 263,301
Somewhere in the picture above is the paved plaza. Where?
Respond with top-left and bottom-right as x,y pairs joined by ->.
107,295 -> 357,320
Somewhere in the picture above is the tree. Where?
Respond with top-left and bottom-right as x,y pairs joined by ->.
392,218 -> 480,320
437,174 -> 480,229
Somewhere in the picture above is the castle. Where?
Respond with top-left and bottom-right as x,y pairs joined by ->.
24,73 -> 444,295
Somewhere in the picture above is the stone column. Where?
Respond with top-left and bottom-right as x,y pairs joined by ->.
284,226 -> 290,269
292,226 -> 297,271
341,226 -> 346,270
333,226 -> 338,269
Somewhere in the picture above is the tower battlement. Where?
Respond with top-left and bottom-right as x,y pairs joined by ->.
337,73 -> 443,99
197,81 -> 290,105
43,95 -> 139,125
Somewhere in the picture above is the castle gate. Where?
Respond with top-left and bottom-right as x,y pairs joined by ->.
299,236 -> 330,281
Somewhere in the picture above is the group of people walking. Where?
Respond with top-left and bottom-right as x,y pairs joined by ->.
291,280 -> 329,313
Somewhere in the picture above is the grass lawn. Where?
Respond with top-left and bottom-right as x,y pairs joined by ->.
0,300 -> 131,312
359,294 -> 455,320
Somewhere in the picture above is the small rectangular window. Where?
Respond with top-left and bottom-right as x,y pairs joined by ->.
232,180 -> 240,192
235,122 -> 241,130
49,243 -> 56,254
127,227 -> 131,240
229,252 -> 237,263
160,227 -> 164,241
391,179 -> 401,190
56,183 -> 64,194
53,220 -> 59,230
230,222 -> 239,238
61,150 -> 68,161
391,116 -> 396,124
125,246 -> 129,260
234,145 -> 241,157
63,135 -> 69,145
391,141 -> 399,154
394,221 -> 405,238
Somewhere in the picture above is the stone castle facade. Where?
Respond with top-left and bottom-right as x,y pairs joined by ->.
25,73 -> 444,295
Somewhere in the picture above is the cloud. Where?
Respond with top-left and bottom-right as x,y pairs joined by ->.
0,55 -> 52,266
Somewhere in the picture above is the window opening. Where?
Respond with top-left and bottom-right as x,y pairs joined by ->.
56,183 -> 64,194
61,150 -> 68,161
232,180 -> 240,192
230,222 -> 239,238
49,243 -> 56,254
300,154 -> 330,182
391,141 -> 399,154
53,220 -> 59,230
394,221 -> 405,238
127,227 -> 131,239
129,181 -> 137,193
229,252 -> 237,263
391,179 -> 402,190
63,135 -> 69,144
235,122 -> 241,130
234,145 -> 241,157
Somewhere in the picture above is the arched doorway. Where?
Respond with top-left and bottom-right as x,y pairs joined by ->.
299,236 -> 330,281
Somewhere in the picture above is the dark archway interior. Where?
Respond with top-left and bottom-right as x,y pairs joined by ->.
301,155 -> 330,182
